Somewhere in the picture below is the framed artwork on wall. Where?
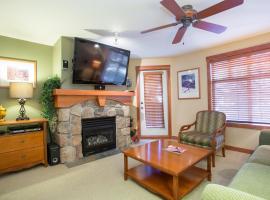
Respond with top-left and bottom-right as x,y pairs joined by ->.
0,57 -> 37,87
177,67 -> 200,99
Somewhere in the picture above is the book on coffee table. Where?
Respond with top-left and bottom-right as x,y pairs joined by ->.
164,145 -> 186,154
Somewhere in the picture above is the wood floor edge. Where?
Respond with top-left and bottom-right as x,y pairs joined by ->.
225,145 -> 254,154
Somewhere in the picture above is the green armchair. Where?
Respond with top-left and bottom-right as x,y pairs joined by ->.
178,110 -> 226,167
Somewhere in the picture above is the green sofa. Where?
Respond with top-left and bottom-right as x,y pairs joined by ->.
202,130 -> 270,200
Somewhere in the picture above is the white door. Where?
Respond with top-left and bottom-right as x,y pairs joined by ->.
139,70 -> 169,136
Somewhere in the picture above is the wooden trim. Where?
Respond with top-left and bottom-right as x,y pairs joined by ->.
225,145 -> 254,154
171,136 -> 178,140
53,89 -> 135,108
136,69 -> 141,137
227,122 -> 270,130
177,67 -> 201,100
140,135 -> 171,139
136,65 -> 172,139
0,118 -> 47,126
53,89 -> 135,96
207,60 -> 212,110
136,65 -> 170,71
206,42 -> 270,63
0,56 -> 37,88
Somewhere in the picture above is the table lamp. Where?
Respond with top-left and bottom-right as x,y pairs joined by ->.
9,82 -> 33,121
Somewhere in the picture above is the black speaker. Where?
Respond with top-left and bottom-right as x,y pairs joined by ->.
63,60 -> 68,70
47,143 -> 60,165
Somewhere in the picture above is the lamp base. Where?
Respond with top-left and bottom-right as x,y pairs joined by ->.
16,116 -> 30,121
16,98 -> 30,121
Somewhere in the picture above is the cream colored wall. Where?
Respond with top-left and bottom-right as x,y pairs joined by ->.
132,32 -> 270,150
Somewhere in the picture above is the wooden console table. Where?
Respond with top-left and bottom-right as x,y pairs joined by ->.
0,118 -> 48,174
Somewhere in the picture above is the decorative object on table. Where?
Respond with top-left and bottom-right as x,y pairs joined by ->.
9,82 -> 33,121
39,76 -> 61,141
130,117 -> 139,143
130,128 -> 139,143
0,105 -> 7,122
177,67 -> 200,99
0,57 -> 37,87
164,145 -> 186,154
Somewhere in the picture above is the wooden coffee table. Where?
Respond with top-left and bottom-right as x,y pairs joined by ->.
123,139 -> 212,200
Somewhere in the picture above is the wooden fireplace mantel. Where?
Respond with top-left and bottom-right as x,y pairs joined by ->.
53,89 -> 135,108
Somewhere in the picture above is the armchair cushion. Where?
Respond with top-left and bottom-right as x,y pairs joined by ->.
180,131 -> 224,149
195,111 -> 226,134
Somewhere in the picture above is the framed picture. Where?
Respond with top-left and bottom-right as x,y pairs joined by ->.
177,67 -> 200,99
0,57 -> 37,87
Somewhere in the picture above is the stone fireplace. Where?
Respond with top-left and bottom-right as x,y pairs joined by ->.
56,100 -> 131,163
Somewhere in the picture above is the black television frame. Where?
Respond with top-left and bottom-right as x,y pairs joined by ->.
72,37 -> 131,86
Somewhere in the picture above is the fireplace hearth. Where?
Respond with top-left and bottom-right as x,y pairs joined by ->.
82,117 -> 116,156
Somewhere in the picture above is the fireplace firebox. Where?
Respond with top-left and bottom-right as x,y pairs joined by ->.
81,116 -> 116,156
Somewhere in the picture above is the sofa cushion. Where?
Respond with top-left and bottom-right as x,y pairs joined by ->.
248,145 -> 270,166
202,184 -> 266,200
230,163 -> 270,199
180,131 -> 224,149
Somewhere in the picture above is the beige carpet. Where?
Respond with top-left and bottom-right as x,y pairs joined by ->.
0,149 -> 249,200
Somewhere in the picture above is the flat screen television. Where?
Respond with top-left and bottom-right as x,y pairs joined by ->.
73,38 -> 130,86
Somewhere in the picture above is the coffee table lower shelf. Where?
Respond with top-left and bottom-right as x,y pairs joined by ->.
126,164 -> 209,200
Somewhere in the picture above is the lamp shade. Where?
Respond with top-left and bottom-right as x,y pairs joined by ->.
9,82 -> 33,99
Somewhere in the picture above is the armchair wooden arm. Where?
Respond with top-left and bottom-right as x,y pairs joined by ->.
178,121 -> 196,142
179,121 -> 196,134
212,123 -> 226,138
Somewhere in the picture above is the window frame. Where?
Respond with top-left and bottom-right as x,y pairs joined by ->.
207,43 -> 270,130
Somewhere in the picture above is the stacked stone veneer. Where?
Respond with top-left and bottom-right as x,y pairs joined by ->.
56,100 -> 131,163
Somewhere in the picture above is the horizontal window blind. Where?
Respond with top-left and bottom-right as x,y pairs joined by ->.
143,72 -> 165,128
209,49 -> 270,124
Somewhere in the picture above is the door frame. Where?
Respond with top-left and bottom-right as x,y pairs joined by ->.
136,65 -> 172,139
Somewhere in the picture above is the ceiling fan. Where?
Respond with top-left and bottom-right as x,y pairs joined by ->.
141,0 -> 244,44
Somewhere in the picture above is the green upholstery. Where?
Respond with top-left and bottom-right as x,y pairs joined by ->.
195,111 -> 226,134
202,130 -> 270,200
202,184 -> 266,200
259,130 -> 270,146
229,163 -> 270,200
180,131 -> 224,149
179,111 -> 226,149
248,145 -> 270,166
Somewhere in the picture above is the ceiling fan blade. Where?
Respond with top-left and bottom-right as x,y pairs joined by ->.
141,22 -> 179,34
172,26 -> 187,44
160,0 -> 185,20
193,21 -> 227,34
197,0 -> 244,19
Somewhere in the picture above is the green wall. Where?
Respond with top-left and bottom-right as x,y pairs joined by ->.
0,35 -> 53,120
52,37 -> 62,77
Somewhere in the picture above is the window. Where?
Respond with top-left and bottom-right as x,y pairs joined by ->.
207,43 -> 270,128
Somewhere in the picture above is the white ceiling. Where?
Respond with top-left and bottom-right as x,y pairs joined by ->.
1,0 -> 270,58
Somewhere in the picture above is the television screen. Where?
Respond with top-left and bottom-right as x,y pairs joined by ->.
73,38 -> 130,85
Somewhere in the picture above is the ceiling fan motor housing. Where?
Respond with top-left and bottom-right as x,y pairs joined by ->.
181,5 -> 197,27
